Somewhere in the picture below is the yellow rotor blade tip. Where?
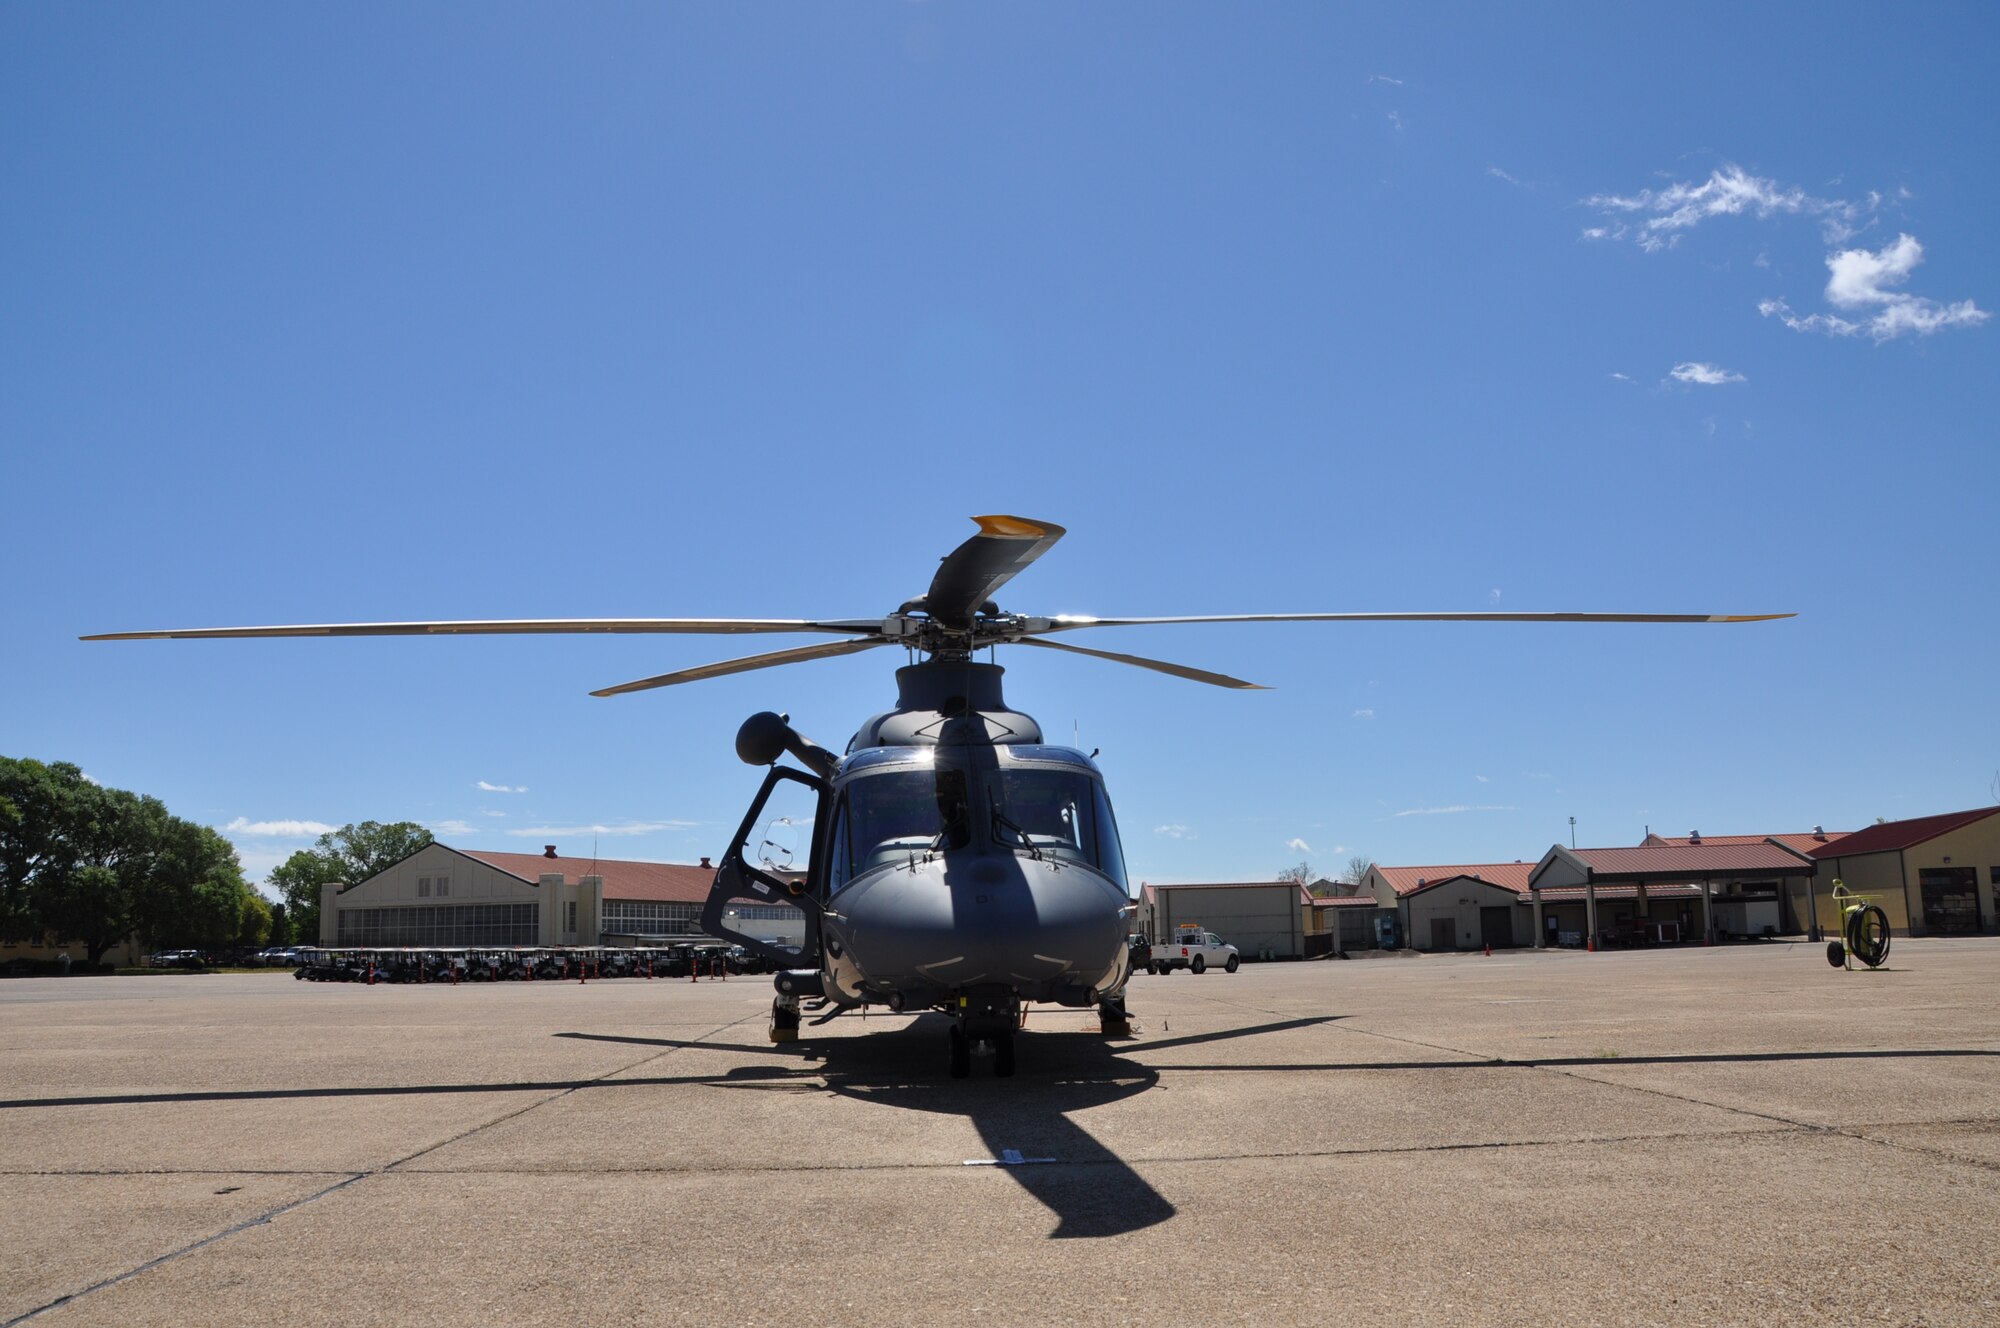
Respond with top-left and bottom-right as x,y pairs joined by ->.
973,515 -> 1047,538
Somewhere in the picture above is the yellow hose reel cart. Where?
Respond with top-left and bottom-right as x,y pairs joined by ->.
1826,880 -> 1891,969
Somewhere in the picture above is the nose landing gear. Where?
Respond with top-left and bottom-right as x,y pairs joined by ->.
948,986 -> 1021,1078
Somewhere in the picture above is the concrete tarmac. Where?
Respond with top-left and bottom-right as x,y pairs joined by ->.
3,940 -> 1997,1326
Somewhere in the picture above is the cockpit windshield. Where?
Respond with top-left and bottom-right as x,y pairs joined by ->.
825,759 -> 1128,891
987,769 -> 1121,880
827,767 -> 971,889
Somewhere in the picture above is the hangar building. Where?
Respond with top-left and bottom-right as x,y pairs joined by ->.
319,843 -> 805,949
1360,862 -> 1534,952
1527,840 -> 1820,947
1136,880 -> 1318,959
1803,806 -> 2000,936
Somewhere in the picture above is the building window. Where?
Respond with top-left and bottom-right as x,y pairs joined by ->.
335,903 -> 538,947
417,877 -> 431,898
566,901 -> 578,935
435,875 -> 449,897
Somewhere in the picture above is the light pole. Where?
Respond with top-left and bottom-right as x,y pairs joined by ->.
1568,816 -> 1576,849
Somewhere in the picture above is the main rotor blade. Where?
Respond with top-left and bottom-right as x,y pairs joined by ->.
591,637 -> 890,697
81,618 -> 886,642
922,515 -> 1067,627
1015,637 -> 1268,690
1039,611 -> 1794,632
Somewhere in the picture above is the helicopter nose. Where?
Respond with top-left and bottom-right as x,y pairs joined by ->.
835,854 -> 1126,991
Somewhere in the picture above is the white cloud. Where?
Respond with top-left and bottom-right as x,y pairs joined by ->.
1367,73 -> 1404,86
1386,111 -> 1404,131
1487,166 -> 1524,187
1670,361 -> 1746,386
1154,824 -> 1192,840
1487,588 -> 1502,605
224,817 -> 337,837
1760,233 -> 1988,342
1608,371 -> 1633,381
480,809 -> 508,818
504,821 -> 695,838
477,780 -> 528,793
1394,804 -> 1518,817
81,772 -> 101,785
1352,708 -> 1375,719
430,820 -> 479,837
1586,165 -> 1987,344
1286,837 -> 1312,853
1584,164 -> 1861,249
1474,775 -> 1490,783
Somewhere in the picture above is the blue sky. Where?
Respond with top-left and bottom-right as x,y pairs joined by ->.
5,3 -> 1995,892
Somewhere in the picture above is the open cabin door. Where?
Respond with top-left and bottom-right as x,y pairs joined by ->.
701,764 -> 828,971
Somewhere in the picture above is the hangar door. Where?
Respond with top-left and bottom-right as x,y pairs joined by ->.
1920,868 -> 1980,934
1479,906 -> 1515,950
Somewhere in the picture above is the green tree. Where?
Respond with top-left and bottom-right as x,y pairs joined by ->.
268,821 -> 433,945
265,901 -> 293,948
0,756 -> 94,943
237,890 -> 272,949
2,756 -> 274,962
129,818 -> 249,953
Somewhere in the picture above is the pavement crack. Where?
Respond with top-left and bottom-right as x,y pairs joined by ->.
2,1172 -> 368,1328
0,1010 -> 764,1327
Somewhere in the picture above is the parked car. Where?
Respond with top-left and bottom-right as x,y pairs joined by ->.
1150,925 -> 1240,974
1127,932 -> 1152,974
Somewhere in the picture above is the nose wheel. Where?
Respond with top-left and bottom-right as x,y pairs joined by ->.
946,986 -> 1022,1078
947,1026 -> 1017,1078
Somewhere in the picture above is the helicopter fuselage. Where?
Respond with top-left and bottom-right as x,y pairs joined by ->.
817,743 -> 1133,1012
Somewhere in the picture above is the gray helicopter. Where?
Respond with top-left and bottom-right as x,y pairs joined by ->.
86,514 -> 1790,1077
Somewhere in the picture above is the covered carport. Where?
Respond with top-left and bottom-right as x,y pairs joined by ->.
1528,841 -> 1819,949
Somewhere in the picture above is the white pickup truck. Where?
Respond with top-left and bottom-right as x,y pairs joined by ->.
1149,927 -> 1240,975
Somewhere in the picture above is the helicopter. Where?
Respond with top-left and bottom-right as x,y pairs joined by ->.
85,514 -> 1791,1077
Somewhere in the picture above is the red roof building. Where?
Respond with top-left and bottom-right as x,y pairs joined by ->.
1801,806 -> 2000,937
1367,862 -> 1535,898
458,847 -> 715,904
321,841 -> 803,948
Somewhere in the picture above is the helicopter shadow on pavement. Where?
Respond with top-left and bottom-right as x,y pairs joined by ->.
571,1012 -> 1343,1239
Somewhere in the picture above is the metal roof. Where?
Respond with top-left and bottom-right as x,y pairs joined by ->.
1644,831 -> 1849,854
1573,843 -> 1814,875
1531,841 -> 1816,888
460,849 -> 720,904
1374,862 -> 1535,896
1805,806 -> 2000,859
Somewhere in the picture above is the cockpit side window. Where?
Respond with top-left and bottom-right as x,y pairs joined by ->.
826,792 -> 854,894
1092,780 -> 1129,889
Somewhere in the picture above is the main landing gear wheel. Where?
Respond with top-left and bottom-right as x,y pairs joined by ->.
1224,954 -> 1239,973
1099,997 -> 1132,1038
948,1025 -> 971,1079
1190,955 -> 1206,975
